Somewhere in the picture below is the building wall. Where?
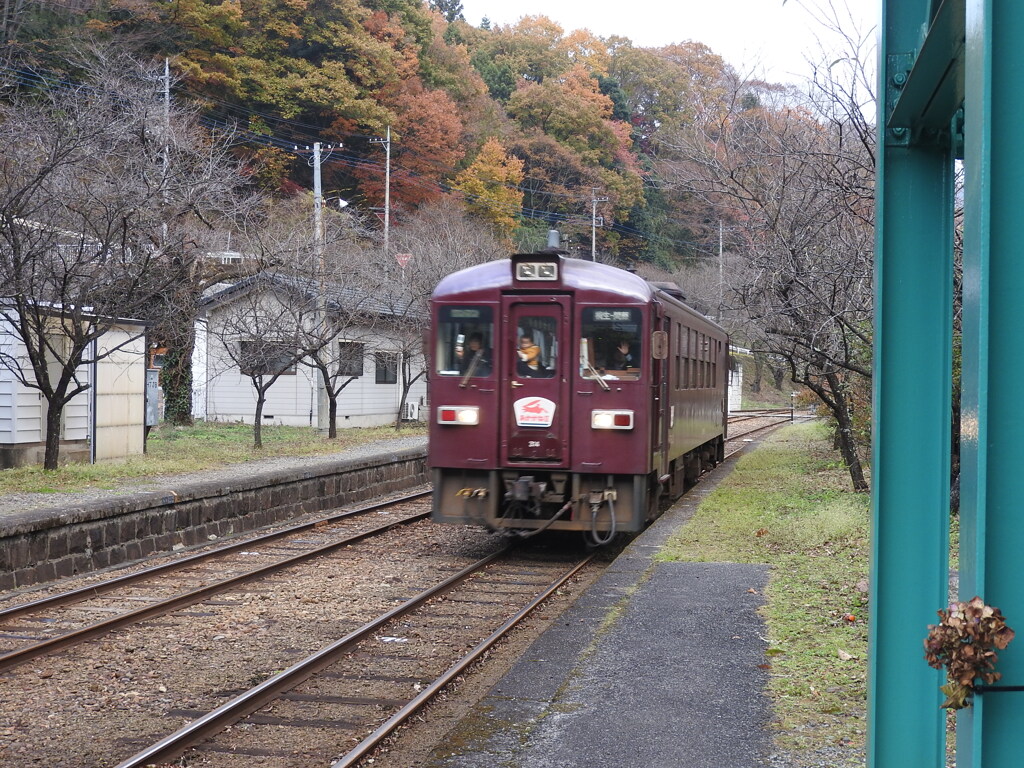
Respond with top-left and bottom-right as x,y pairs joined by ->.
202,329 -> 427,428
62,369 -> 91,442
0,323 -> 42,443
728,363 -> 743,413
93,329 -> 146,461
201,291 -> 428,428
0,317 -> 146,465
192,318 -> 208,421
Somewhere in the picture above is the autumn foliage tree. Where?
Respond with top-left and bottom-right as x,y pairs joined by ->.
352,79 -> 466,211
453,138 -> 524,239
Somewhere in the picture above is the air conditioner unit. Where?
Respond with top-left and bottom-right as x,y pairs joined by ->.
403,402 -> 420,421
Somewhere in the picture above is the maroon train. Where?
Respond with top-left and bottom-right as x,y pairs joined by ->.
428,246 -> 728,544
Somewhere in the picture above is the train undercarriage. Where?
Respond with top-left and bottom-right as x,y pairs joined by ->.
432,437 -> 723,546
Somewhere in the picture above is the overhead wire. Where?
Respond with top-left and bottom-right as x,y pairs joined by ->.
0,61 -> 719,257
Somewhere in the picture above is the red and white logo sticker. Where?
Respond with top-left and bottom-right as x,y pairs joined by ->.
514,397 -> 556,428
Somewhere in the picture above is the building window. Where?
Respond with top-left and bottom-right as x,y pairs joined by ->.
337,341 -> 364,377
239,340 -> 296,376
375,351 -> 398,384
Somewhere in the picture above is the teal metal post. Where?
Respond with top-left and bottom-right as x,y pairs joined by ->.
871,1 -> 953,764
959,1 -> 1024,763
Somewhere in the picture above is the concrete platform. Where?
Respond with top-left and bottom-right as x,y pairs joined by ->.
425,456 -> 774,768
0,437 -> 429,591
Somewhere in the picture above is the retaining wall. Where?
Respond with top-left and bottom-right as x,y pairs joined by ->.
0,446 -> 428,591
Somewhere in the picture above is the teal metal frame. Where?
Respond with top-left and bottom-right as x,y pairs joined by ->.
875,1 -> 1024,764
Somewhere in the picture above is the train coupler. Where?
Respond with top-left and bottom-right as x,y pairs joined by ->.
587,488 -> 617,505
507,476 -> 547,502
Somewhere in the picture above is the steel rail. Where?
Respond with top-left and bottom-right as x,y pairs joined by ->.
0,489 -> 430,621
727,409 -> 792,424
0,508 -> 429,674
113,548 -> 512,768
728,419 -> 798,442
331,553 -> 596,768
723,414 -> 814,460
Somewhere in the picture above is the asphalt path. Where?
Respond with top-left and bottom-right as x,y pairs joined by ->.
425,455 -> 774,768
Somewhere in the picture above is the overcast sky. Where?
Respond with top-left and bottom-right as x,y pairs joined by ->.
457,0 -> 878,85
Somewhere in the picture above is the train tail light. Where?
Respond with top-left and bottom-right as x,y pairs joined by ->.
591,409 -> 634,430
437,406 -> 480,425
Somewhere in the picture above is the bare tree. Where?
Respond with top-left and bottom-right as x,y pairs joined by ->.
361,198 -> 505,429
297,206 -> 382,439
656,31 -> 876,490
203,272 -> 309,449
0,50 -> 254,468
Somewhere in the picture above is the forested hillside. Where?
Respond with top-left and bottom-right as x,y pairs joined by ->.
1,0 -> 748,265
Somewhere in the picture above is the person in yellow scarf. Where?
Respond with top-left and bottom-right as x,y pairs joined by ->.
516,334 -> 543,376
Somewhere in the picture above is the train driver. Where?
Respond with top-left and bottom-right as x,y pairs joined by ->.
459,332 -> 491,376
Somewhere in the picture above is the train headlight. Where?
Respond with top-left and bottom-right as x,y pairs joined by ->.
591,409 -> 634,430
437,406 -> 480,425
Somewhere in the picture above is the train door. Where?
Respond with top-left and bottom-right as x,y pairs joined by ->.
651,309 -> 670,479
501,298 -> 571,465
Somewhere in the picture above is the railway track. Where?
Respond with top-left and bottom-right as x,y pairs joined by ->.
724,409 -> 812,459
0,490 -> 431,675
727,407 -> 792,424
0,413 -> 793,680
0,490 -> 598,768
0,413 -> 807,767
114,549 -> 595,768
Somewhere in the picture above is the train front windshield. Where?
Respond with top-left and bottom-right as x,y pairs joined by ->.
580,307 -> 642,381
435,306 -> 494,378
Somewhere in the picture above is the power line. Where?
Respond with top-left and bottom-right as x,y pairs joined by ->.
0,62 -> 722,258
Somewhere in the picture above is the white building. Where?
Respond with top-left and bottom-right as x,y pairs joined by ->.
0,316 -> 147,467
196,277 -> 427,429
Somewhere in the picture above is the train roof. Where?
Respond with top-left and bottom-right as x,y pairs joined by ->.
432,253 -> 726,335
432,255 -> 655,303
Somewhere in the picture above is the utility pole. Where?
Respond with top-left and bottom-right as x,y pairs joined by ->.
304,142 -> 340,251
305,141 -> 339,432
161,58 -> 170,245
371,126 -> 391,255
312,142 -> 324,253
719,220 -> 724,321
591,188 -> 608,261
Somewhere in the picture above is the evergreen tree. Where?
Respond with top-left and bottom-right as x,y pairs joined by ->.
429,0 -> 465,23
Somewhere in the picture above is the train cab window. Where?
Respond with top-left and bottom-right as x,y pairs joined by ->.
580,308 -> 642,381
436,306 -> 494,378
515,316 -> 558,378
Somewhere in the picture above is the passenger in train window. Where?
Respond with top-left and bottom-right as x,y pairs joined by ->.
516,334 -> 545,377
609,341 -> 634,370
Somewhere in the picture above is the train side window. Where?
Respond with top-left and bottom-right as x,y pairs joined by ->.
436,306 -> 494,378
579,307 -> 642,381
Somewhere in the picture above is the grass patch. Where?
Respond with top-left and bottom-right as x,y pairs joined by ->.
657,422 -> 869,762
0,421 -> 426,496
